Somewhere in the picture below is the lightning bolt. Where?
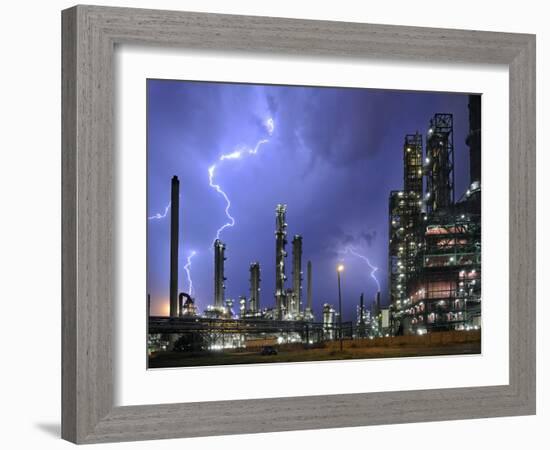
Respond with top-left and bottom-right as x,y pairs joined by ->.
183,250 -> 197,296
208,118 -> 274,243
148,201 -> 171,220
208,164 -> 236,242
342,246 -> 381,292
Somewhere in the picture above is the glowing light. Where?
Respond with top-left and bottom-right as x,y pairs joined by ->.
342,246 -> 381,292
208,118 -> 274,242
265,118 -> 275,135
220,150 -> 242,160
148,201 -> 171,220
183,250 -> 197,295
337,264 -> 345,272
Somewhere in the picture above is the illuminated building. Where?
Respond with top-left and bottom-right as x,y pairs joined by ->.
389,101 -> 482,335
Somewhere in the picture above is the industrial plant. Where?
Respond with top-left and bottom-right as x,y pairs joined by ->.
147,97 -> 482,367
388,96 -> 481,336
148,195 -> 345,357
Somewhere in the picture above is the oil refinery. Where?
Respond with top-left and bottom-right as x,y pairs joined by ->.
147,97 -> 482,365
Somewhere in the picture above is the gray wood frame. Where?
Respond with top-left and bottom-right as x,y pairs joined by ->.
62,5 -> 536,444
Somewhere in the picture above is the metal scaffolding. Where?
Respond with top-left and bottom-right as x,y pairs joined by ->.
389,108 -> 481,335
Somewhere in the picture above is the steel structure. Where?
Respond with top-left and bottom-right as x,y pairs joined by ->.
388,133 -> 424,333
214,239 -> 226,309
149,316 -> 355,351
389,108 -> 481,335
425,113 -> 454,213
274,204 -> 288,319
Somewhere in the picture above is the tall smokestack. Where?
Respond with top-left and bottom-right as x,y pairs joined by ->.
360,293 -> 365,325
291,235 -> 303,316
169,176 -> 179,317
466,95 -> 481,185
249,262 -> 261,313
274,204 -> 287,319
214,239 -> 226,308
306,260 -> 312,312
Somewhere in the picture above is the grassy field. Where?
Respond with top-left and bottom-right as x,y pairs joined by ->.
148,338 -> 481,368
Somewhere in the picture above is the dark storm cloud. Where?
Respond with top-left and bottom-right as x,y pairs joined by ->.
266,93 -> 278,115
360,230 -> 377,247
325,228 -> 378,259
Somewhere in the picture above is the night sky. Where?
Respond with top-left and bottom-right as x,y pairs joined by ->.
147,79 -> 471,321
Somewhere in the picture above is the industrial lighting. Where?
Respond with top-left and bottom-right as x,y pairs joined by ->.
425,157 -> 431,164
428,128 -> 433,134
407,147 -> 411,152
337,264 -> 345,272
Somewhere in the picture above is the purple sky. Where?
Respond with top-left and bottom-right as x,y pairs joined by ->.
147,79 -> 471,320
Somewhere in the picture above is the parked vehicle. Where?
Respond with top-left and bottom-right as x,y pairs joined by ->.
260,345 -> 278,356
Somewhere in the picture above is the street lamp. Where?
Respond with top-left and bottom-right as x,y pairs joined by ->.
337,264 -> 344,352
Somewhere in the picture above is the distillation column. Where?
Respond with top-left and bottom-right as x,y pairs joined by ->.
214,239 -> 226,309
291,235 -> 303,317
274,204 -> 288,319
426,113 -> 454,213
249,262 -> 261,314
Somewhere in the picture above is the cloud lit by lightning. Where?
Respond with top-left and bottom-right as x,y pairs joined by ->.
341,246 -> 381,292
148,201 -> 171,220
183,250 -> 197,296
265,117 -> 274,135
208,118 -> 275,243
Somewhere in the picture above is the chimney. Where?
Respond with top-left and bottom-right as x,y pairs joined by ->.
306,260 -> 312,312
292,235 -> 303,316
169,176 -> 179,318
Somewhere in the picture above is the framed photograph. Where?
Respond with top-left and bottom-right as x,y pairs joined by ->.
62,5 -> 536,444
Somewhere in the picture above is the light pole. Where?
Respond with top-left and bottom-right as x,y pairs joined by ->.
337,264 -> 344,352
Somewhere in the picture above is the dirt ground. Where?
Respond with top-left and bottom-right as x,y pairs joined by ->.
148,339 -> 481,368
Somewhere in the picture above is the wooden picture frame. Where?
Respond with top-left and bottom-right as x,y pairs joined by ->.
62,5 -> 536,444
